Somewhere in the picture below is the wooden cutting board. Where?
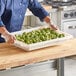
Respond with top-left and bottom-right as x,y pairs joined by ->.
0,38 -> 76,70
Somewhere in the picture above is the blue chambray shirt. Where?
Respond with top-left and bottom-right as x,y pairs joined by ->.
0,0 -> 49,42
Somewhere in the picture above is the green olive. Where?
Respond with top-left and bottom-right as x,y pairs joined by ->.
15,28 -> 65,44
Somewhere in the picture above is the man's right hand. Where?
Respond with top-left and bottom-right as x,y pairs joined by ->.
2,32 -> 15,44
0,26 -> 15,44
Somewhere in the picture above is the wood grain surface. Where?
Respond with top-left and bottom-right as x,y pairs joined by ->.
0,38 -> 76,70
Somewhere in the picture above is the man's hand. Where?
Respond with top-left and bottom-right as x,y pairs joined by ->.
0,26 -> 15,44
43,16 -> 58,30
2,32 -> 15,44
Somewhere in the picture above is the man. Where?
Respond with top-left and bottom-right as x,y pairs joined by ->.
0,0 -> 57,43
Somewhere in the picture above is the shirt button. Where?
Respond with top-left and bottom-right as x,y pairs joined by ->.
20,3 -> 22,6
20,15 -> 22,18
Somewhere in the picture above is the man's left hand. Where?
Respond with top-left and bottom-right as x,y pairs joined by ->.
43,16 -> 58,30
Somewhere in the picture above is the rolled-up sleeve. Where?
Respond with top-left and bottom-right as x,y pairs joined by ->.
0,0 -> 5,27
28,0 -> 49,21
0,19 -> 4,26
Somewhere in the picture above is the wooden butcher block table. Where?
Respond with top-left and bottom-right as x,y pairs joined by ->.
0,38 -> 76,76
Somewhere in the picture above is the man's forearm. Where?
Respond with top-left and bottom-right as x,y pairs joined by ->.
43,16 -> 50,23
0,26 -> 9,35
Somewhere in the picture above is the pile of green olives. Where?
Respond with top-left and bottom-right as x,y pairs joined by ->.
15,28 -> 65,44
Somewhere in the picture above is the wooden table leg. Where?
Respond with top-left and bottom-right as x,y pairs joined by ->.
57,58 -> 64,76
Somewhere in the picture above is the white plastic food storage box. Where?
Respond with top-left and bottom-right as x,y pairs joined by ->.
11,26 -> 73,51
